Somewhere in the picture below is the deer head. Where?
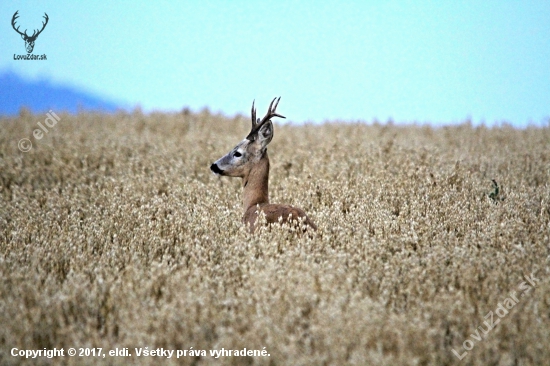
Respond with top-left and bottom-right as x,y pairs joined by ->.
210,97 -> 285,178
210,98 -> 317,233
12,11 -> 49,54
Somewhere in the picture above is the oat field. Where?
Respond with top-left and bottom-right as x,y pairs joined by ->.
1,109 -> 549,366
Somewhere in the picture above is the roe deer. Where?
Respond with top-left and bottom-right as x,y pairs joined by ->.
210,97 -> 317,233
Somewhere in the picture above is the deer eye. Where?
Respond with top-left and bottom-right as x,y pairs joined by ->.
233,151 -> 242,158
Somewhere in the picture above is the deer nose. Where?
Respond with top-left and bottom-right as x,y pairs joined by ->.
210,163 -> 224,175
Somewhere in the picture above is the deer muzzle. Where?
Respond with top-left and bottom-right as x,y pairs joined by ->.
210,163 -> 224,175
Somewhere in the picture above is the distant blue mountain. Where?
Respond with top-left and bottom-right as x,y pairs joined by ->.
0,71 -> 125,116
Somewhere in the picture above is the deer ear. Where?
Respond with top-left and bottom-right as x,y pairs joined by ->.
257,121 -> 274,149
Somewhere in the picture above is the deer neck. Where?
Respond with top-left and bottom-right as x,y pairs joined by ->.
242,151 -> 269,212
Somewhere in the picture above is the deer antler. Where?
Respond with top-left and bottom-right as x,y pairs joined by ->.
12,11 -> 48,40
11,11 -> 26,37
251,99 -> 257,129
248,97 -> 285,138
30,13 -> 49,40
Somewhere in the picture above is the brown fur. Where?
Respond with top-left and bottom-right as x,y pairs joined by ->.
244,203 -> 318,233
241,152 -> 316,233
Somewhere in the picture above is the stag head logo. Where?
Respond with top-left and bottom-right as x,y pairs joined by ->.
12,11 -> 49,54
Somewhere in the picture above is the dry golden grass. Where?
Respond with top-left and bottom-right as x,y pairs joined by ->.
0,109 -> 549,366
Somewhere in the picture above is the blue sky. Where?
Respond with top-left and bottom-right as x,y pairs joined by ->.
1,1 -> 549,126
